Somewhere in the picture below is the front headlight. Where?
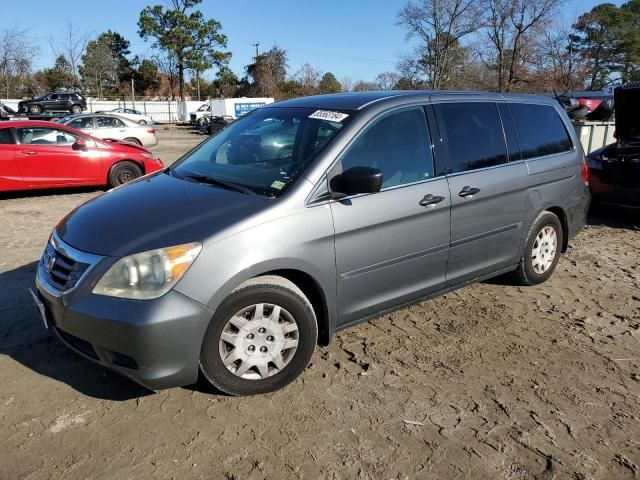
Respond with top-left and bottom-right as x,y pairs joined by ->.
93,242 -> 202,300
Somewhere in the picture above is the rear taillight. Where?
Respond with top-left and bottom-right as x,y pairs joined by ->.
147,129 -> 156,134
581,162 -> 590,186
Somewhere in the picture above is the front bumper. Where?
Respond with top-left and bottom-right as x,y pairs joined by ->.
35,253 -> 213,390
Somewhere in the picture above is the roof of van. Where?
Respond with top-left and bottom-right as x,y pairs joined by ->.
269,90 -> 558,110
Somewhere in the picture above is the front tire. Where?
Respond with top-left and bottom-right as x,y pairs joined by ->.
71,104 -> 83,114
29,104 -> 42,114
200,276 -> 317,396
108,161 -> 142,187
515,211 -> 563,286
123,137 -> 142,146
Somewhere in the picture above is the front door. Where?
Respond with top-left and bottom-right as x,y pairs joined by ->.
15,126 -> 102,187
330,106 -> 451,325
434,101 -> 528,286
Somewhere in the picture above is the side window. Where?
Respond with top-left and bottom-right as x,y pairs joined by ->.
0,128 -> 14,144
508,103 -> 573,159
436,102 -> 507,173
96,116 -> 122,128
337,107 -> 435,189
49,94 -> 58,100
68,117 -> 93,130
17,127 -> 76,146
60,94 -> 70,101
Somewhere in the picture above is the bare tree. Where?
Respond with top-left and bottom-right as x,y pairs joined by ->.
375,71 -> 401,90
294,63 -> 322,96
397,0 -> 481,89
531,25 -> 589,92
154,53 -> 179,100
479,0 -> 565,92
50,20 -> 89,88
352,80 -> 378,91
339,76 -> 353,92
0,28 -> 36,98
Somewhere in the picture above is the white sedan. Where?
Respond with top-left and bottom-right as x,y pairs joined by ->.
97,108 -> 154,125
59,114 -> 158,147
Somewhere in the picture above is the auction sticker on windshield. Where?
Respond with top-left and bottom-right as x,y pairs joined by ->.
309,110 -> 349,122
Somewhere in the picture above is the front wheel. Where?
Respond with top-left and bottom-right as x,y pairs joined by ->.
71,104 -> 83,114
29,104 -> 42,114
108,161 -> 142,187
514,211 -> 563,286
200,276 -> 317,396
123,137 -> 142,146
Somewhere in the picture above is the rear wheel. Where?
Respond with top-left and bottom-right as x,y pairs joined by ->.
123,137 -> 142,146
108,161 -> 142,187
138,120 -> 147,125
200,276 -> 317,396
514,211 -> 563,286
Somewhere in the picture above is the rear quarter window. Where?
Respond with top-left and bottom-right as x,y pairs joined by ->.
509,103 -> 573,159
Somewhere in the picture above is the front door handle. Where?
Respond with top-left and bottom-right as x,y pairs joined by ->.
458,186 -> 481,198
419,194 -> 445,207
19,150 -> 37,155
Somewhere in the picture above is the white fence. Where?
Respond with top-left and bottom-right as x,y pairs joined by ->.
2,99 -> 207,123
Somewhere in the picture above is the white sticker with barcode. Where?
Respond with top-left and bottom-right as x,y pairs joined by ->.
308,110 -> 349,122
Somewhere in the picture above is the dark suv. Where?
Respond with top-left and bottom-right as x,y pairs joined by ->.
18,92 -> 86,115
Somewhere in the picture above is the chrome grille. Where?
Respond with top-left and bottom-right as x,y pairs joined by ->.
41,240 -> 90,291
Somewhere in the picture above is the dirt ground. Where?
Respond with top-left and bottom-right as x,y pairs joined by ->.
1,125 -> 639,480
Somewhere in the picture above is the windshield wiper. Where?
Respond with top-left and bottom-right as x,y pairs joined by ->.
172,170 -> 256,195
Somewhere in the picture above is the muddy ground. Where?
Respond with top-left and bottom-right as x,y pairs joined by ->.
1,125 -> 639,479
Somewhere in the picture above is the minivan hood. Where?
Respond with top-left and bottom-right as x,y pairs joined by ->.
614,84 -> 640,143
56,171 -> 273,257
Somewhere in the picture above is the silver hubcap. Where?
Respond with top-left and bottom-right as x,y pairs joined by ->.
219,303 -> 299,380
531,225 -> 557,274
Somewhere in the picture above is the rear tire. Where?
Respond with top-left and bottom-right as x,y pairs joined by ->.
123,137 -> 142,146
108,161 -> 142,187
514,211 -> 563,286
200,276 -> 317,396
138,120 -> 147,125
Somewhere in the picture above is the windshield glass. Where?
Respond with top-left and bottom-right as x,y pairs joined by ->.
171,106 -> 352,197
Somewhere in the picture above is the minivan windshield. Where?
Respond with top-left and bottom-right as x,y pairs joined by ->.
170,106 -> 352,197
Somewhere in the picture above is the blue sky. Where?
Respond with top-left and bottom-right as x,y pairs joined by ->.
0,0 -> 625,81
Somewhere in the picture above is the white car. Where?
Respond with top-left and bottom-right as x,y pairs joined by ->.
97,108 -> 154,125
59,114 -> 158,147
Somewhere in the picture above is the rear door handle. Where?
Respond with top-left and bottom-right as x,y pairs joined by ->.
458,186 -> 481,198
419,194 -> 445,207
19,150 -> 36,155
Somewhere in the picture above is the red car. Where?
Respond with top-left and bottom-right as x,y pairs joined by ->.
0,120 -> 164,192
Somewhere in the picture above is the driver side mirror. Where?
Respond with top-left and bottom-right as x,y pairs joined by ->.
72,138 -> 87,151
331,166 -> 383,197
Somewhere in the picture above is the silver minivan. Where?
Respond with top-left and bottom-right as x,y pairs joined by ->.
33,91 -> 590,395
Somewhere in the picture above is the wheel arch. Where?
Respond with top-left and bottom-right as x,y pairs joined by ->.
258,269 -> 332,346
545,206 -> 569,252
